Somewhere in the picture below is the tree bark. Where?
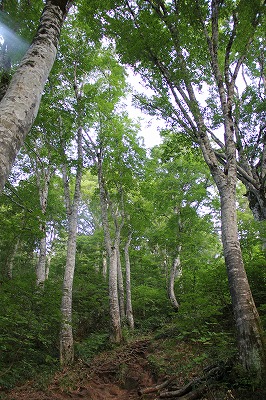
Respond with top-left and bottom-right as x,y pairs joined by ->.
97,150 -> 122,343
102,251 -> 107,280
60,127 -> 83,366
168,247 -> 181,312
36,223 -> 47,286
0,0 -> 70,193
108,243 -> 122,343
117,246 -> 126,321
219,184 -> 266,375
124,232 -> 134,330
35,161 -> 52,286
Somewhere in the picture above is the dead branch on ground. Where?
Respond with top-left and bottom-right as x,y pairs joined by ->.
139,361 -> 232,400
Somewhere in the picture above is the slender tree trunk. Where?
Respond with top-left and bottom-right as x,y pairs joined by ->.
117,246 -> 125,321
0,1 -> 71,193
46,252 -> 51,280
168,246 -> 181,312
109,242 -> 122,342
36,224 -> 47,286
60,127 -> 83,366
124,232 -> 134,330
35,165 -> 51,286
97,151 -> 122,343
102,251 -> 107,280
60,203 -> 79,366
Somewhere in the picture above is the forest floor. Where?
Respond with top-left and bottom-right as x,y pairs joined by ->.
2,336 -> 266,400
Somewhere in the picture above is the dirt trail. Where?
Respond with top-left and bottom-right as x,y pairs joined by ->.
3,340 -> 156,400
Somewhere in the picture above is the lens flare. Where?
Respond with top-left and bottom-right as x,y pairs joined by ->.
0,13 -> 29,69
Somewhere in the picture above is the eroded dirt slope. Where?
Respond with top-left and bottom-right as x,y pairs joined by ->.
2,340 -> 156,400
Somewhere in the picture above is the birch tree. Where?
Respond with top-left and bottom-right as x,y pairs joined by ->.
60,126 -> 83,366
124,230 -> 134,329
97,147 -> 124,342
57,40 -> 86,364
25,138 -> 54,286
0,0 -> 71,192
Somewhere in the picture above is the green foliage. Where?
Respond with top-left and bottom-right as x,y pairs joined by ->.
132,284 -> 173,331
0,276 -> 61,388
75,332 -> 109,363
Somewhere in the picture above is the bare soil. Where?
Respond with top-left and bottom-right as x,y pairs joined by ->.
1,338 -> 265,400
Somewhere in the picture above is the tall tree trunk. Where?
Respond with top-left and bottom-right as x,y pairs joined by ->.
219,184 -> 266,375
35,163 -> 52,286
97,150 -> 122,343
60,127 -> 83,366
117,246 -> 125,322
0,0 -> 71,193
108,242 -> 122,343
60,203 -> 79,366
124,232 -> 134,330
200,125 -> 266,376
36,224 -> 47,286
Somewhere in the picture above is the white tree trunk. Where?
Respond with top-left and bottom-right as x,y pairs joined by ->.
117,246 -> 125,321
168,246 -> 181,312
102,251 -> 107,280
46,252 -> 51,280
108,243 -> 122,343
60,127 -> 83,366
0,1 -> 70,192
97,151 -> 122,343
35,163 -> 52,286
36,225 -> 47,286
124,232 -> 134,330
60,206 -> 79,366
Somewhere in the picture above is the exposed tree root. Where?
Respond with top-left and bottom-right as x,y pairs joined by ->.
139,361 -> 232,400
138,377 -> 177,395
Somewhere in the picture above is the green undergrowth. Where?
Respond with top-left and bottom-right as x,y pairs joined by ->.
0,276 -> 61,389
1,323 -> 266,400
